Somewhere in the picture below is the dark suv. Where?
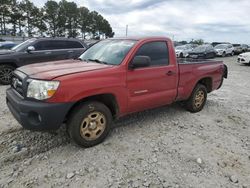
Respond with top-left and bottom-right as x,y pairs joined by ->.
0,38 -> 87,85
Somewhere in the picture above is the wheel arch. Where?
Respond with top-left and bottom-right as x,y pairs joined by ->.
0,62 -> 18,68
65,93 -> 120,122
196,77 -> 212,93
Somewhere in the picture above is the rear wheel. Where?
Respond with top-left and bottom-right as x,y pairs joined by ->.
0,65 -> 15,85
185,84 -> 207,113
67,101 -> 112,147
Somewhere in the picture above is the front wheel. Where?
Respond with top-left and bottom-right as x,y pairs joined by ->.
231,51 -> 234,56
67,101 -> 112,147
0,65 -> 15,85
185,84 -> 207,113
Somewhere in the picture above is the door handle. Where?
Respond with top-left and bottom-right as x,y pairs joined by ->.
68,50 -> 74,53
45,51 -> 51,55
166,71 -> 176,76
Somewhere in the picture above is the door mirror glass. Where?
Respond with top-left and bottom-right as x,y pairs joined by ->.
129,56 -> 151,69
27,46 -> 35,53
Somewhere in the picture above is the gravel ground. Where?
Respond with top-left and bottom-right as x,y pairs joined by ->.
0,56 -> 249,188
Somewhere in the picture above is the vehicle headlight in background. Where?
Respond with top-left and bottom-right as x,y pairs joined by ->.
27,79 -> 60,100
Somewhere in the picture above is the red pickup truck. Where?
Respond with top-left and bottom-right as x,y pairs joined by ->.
6,37 -> 227,147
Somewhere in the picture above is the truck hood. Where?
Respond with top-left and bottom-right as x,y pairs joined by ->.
0,49 -> 15,55
17,59 -> 113,80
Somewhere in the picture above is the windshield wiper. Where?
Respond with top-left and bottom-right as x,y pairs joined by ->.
87,59 -> 108,65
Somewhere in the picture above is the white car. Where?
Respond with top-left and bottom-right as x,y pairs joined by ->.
175,45 -> 193,58
238,52 -> 250,64
214,44 -> 234,57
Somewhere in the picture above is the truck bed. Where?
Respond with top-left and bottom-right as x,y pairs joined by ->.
176,58 -> 224,101
177,58 -> 221,64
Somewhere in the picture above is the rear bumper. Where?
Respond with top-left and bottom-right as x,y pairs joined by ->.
6,88 -> 74,131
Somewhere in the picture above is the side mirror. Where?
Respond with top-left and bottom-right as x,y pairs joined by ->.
27,46 -> 35,53
129,56 -> 151,69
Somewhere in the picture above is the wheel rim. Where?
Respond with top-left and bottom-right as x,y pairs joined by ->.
194,90 -> 205,108
80,111 -> 106,141
0,67 -> 13,83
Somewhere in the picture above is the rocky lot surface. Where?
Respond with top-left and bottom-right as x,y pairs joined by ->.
0,56 -> 249,188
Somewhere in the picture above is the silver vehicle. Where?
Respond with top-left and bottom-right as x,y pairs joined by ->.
175,45 -> 194,58
214,44 -> 234,57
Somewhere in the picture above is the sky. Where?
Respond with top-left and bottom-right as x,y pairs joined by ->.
34,0 -> 250,44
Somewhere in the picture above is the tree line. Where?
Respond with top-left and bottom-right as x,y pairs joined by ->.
0,0 -> 114,39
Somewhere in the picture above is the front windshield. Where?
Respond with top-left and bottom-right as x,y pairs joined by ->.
79,39 -> 136,65
12,39 -> 35,52
215,44 -> 227,49
193,46 -> 206,52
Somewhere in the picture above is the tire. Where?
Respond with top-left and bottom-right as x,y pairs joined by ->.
185,84 -> 207,113
67,101 -> 113,147
231,51 -> 234,56
180,53 -> 183,58
0,65 -> 15,85
222,52 -> 226,57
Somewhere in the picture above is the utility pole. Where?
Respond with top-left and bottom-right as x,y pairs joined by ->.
126,25 -> 128,37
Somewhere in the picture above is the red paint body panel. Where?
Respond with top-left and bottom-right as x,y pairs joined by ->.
19,37 -> 225,117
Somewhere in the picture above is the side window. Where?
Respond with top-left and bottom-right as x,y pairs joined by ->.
135,41 -> 169,66
50,41 -> 67,50
65,41 -> 84,49
34,41 -> 51,51
33,40 -> 65,50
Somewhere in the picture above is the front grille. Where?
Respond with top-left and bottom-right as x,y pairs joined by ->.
11,71 -> 26,97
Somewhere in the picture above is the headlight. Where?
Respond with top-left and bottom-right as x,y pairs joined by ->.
27,79 -> 60,100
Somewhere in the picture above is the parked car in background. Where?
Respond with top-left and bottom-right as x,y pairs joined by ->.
0,41 -> 16,50
241,44 -> 249,53
237,52 -> 250,64
0,38 -> 87,85
233,44 -> 243,54
188,44 -> 216,59
214,44 -> 234,57
6,37 -> 227,147
175,45 -> 193,58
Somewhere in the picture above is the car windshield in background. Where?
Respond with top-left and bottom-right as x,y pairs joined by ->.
233,44 -> 240,47
11,39 -> 35,52
79,39 -> 136,65
193,46 -> 206,52
176,46 -> 186,50
215,44 -> 227,49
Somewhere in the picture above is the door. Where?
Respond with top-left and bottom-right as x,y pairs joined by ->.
18,40 -> 56,66
20,40 -> 66,65
127,41 -> 178,113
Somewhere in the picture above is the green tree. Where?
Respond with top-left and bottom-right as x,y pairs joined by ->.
32,8 -> 47,36
9,0 -> 24,36
0,0 -> 11,35
78,6 -> 90,39
19,0 -> 38,36
191,39 -> 204,45
58,0 -> 78,37
43,0 -> 60,37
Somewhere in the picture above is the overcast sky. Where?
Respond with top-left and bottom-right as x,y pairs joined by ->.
34,0 -> 250,43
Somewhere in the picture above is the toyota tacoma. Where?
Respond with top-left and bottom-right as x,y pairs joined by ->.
6,37 -> 228,147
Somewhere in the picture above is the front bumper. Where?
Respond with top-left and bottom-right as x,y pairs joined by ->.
215,51 -> 224,56
6,88 -> 74,131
